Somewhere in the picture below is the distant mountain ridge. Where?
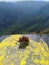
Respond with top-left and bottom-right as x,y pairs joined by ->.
0,1 -> 49,36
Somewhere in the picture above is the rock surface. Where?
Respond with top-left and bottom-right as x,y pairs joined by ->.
0,34 -> 49,65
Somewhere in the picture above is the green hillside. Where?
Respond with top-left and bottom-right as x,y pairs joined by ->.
0,1 -> 49,36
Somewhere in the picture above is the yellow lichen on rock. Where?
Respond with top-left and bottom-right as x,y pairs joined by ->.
0,34 -> 21,48
10,62 -> 14,65
0,34 -> 49,65
20,57 -> 27,65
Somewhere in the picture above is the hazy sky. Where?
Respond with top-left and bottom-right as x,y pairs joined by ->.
0,0 -> 49,2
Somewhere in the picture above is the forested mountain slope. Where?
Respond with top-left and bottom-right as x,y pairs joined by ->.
0,1 -> 49,36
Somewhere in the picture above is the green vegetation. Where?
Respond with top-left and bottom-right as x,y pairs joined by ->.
0,1 -> 49,36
